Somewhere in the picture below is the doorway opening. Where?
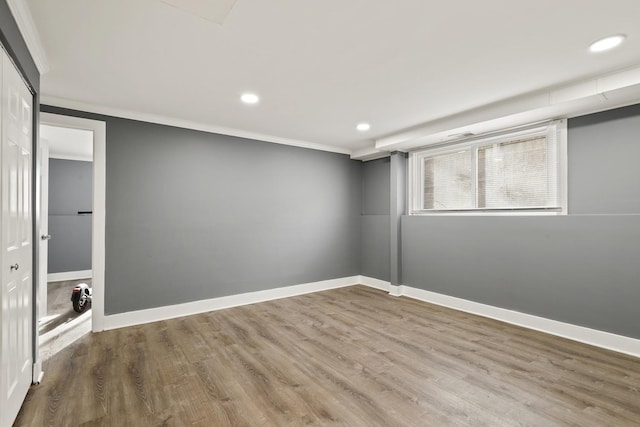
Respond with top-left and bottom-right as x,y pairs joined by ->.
38,124 -> 93,359
37,113 -> 106,364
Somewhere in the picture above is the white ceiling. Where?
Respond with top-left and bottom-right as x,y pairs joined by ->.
24,0 -> 640,156
41,124 -> 93,161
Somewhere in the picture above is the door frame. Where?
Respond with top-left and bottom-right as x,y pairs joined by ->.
38,137 -> 48,320
39,113 -> 106,333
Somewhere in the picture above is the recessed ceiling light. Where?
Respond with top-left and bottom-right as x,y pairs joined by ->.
241,93 -> 259,104
356,123 -> 371,131
589,34 -> 626,53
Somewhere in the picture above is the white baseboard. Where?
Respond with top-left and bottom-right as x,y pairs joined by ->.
358,276 -> 640,358
356,275 -> 390,292
32,360 -> 43,385
102,276 -> 361,331
99,274 -> 640,359
403,284 -> 640,358
389,285 -> 402,297
47,270 -> 92,282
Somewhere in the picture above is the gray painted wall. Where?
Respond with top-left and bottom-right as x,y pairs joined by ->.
361,215 -> 390,282
361,158 -> 390,281
401,104 -> 640,339
568,104 -> 640,214
402,215 -> 640,337
48,159 -> 93,273
362,157 -> 390,215
42,105 -> 362,315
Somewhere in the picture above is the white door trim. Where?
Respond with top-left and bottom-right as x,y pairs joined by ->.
39,113 -> 106,332
38,138 -> 48,320
47,270 -> 92,283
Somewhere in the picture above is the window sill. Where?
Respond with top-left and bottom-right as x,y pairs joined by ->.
409,208 -> 566,216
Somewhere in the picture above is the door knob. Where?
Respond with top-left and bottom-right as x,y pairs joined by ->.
41,234 -> 52,240
10,263 -> 19,271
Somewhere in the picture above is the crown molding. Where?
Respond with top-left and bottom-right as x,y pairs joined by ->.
7,0 -> 50,74
40,96 -> 353,156
350,146 -> 389,161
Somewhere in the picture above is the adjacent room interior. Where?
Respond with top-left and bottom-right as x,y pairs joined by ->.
37,123 -> 94,361
1,1 -> 639,426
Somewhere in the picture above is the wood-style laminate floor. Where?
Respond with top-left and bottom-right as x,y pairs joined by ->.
16,285 -> 640,426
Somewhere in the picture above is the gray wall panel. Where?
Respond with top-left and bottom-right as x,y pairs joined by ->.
42,105 -> 362,315
401,215 -> 640,338
362,157 -> 390,215
568,104 -> 640,214
49,159 -> 92,215
48,216 -> 92,273
48,159 -> 93,273
361,158 -> 390,281
361,215 -> 390,281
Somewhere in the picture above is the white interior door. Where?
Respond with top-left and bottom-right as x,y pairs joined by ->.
38,138 -> 48,319
0,48 -> 33,427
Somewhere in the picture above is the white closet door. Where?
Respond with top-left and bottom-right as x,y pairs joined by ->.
0,47 -> 33,427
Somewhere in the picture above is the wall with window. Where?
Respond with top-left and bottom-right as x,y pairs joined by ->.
43,100 -> 640,336
401,104 -> 640,339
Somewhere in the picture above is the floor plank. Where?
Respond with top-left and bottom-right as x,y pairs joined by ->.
16,285 -> 640,426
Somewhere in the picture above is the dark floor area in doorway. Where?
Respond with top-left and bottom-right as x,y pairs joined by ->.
39,279 -> 92,362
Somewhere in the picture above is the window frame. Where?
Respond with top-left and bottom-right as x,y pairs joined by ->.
408,120 -> 568,216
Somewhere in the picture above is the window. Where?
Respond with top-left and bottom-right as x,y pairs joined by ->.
409,120 -> 567,214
